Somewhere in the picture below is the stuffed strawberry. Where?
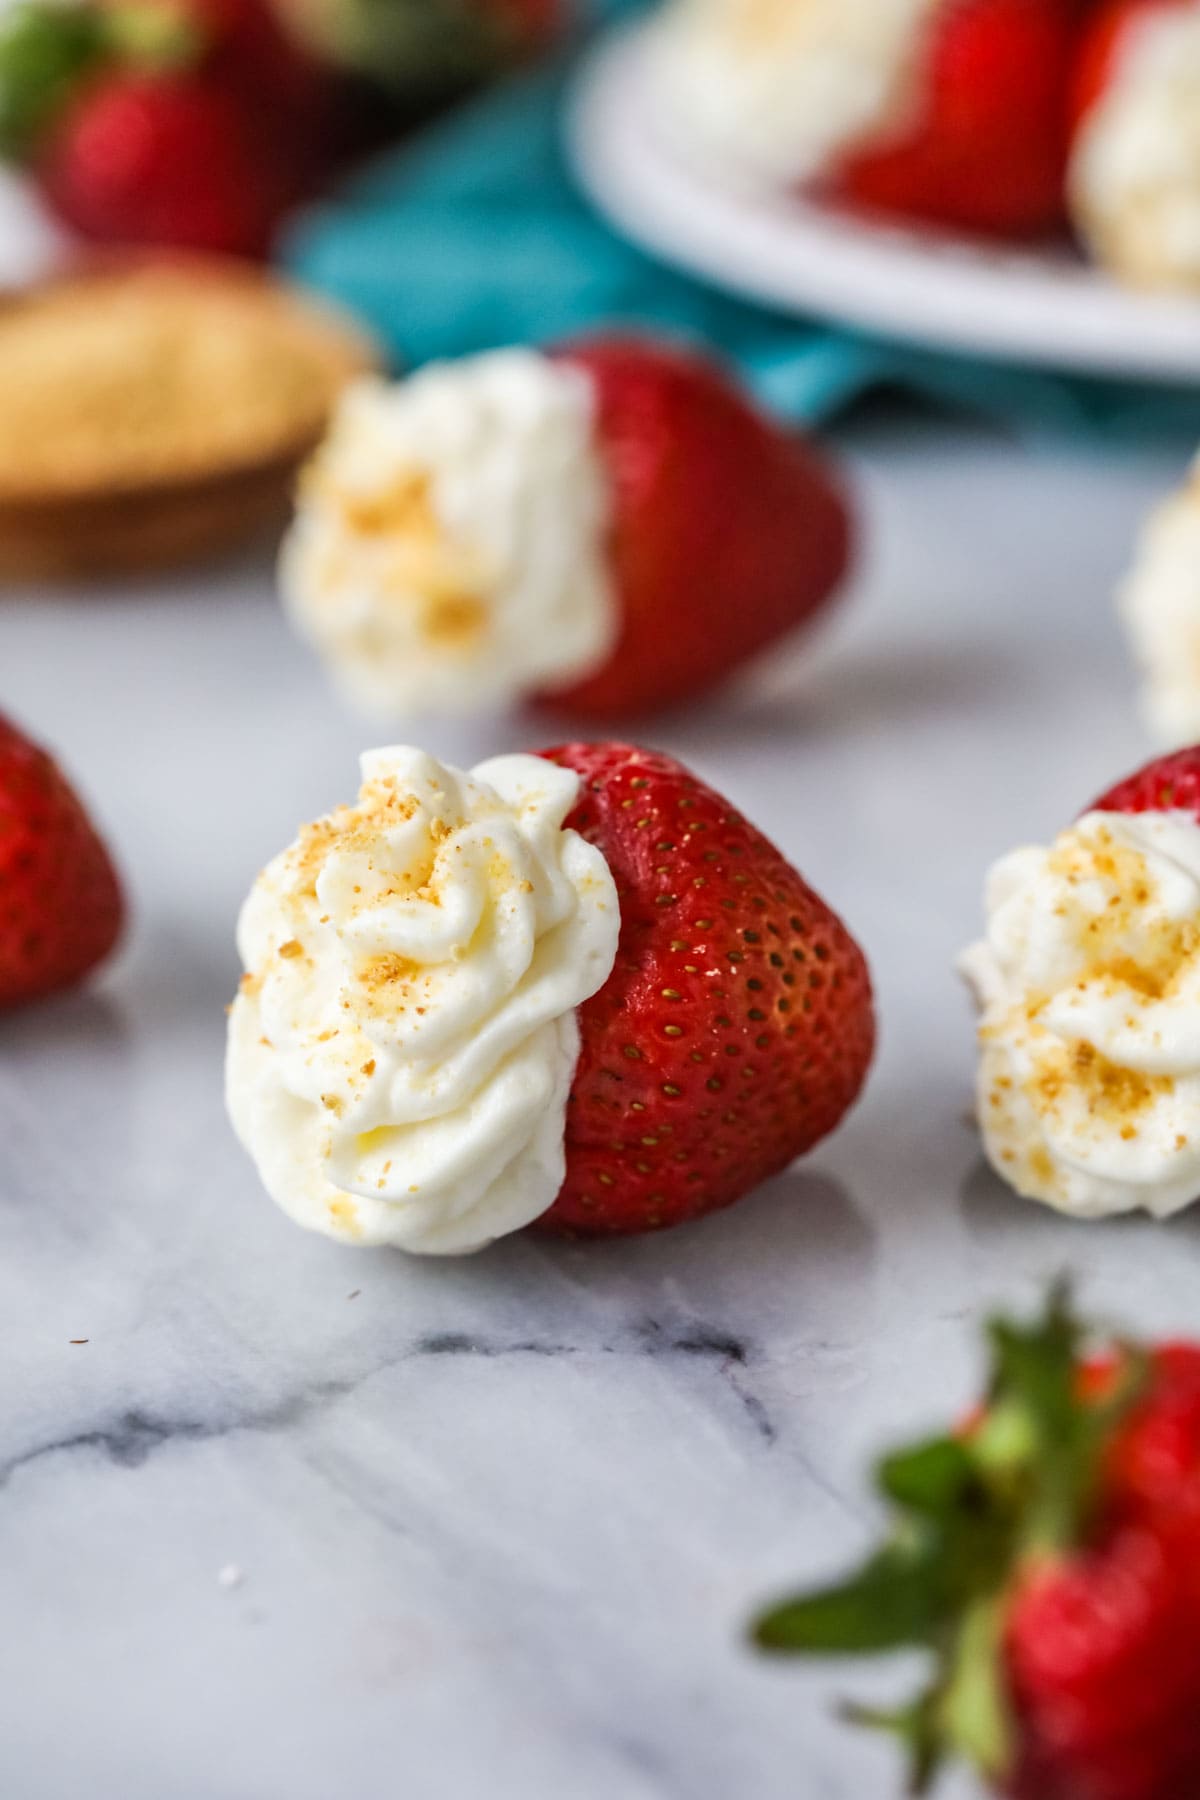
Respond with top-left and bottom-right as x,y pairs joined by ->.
958,745 -> 1200,1224
0,714 -> 124,1009
1068,0 -> 1200,290
280,338 -> 853,722
755,1288 -> 1200,1800
654,0 -> 1074,237
0,0 -> 331,256
225,741 -> 874,1251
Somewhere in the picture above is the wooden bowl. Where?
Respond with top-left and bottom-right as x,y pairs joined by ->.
0,256 -> 382,582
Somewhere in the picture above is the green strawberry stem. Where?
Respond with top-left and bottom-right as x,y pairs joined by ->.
752,1285 -> 1147,1792
100,1 -> 204,74
939,1598 -> 1011,1782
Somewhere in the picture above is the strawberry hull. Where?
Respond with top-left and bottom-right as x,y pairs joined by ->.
755,1296 -> 1200,1800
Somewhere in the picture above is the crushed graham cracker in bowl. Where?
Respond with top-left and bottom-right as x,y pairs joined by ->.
0,256 -> 381,580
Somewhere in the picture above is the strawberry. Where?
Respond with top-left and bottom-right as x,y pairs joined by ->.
5,0 -> 331,256
39,69 -> 309,256
536,743 -> 875,1235
754,1287 -> 1200,1800
282,337 -> 853,723
828,0 -> 1076,238
180,0 -> 328,117
0,715 -> 124,1010
542,338 -> 853,718
1091,745 -> 1200,821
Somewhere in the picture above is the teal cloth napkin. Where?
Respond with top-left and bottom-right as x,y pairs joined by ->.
283,47 -> 1200,441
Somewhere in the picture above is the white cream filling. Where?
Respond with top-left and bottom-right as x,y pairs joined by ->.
1120,453 -> 1200,745
649,0 -> 936,188
226,747 -> 620,1253
1070,10 -> 1200,288
280,352 -> 618,718
960,809 -> 1200,1219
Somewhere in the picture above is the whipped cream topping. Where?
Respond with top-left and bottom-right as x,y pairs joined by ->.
226,748 -> 620,1253
649,0 -> 935,188
279,351 -> 617,718
960,809 -> 1200,1219
1070,9 -> 1200,288
1120,454 -> 1200,745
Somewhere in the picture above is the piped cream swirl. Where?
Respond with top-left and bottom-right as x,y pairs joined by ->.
279,352 -> 617,719
960,809 -> 1200,1219
649,0 -> 936,188
1070,9 -> 1200,290
226,747 -> 620,1252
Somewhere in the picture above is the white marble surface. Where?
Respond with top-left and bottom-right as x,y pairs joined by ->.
3,412 -> 1200,1800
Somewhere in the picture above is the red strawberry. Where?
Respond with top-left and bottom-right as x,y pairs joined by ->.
1091,744 -> 1200,820
536,743 -> 875,1235
828,0 -> 1076,237
1007,1339 -> 1200,1800
542,338 -> 853,718
178,0 -> 328,117
24,0 -> 330,256
754,1288 -> 1200,1800
0,716 -> 124,1009
39,70 -> 308,256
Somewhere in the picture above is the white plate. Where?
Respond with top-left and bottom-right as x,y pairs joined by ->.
569,24 -> 1200,386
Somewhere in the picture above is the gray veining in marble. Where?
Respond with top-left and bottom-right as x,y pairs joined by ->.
3,411 -> 1199,1800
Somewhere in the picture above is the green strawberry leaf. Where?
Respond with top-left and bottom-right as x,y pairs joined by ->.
751,1285 -> 1151,1792
753,1537 -> 945,1654
0,1 -> 106,161
878,1435 -> 978,1516
986,1279 -> 1081,1447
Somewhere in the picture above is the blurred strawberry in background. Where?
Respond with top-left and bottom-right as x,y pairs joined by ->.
0,0 -> 565,257
829,0 -> 1077,237
41,74 -> 309,258
0,0 -> 328,253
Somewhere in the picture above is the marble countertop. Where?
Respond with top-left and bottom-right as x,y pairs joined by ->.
3,411 -> 1198,1800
